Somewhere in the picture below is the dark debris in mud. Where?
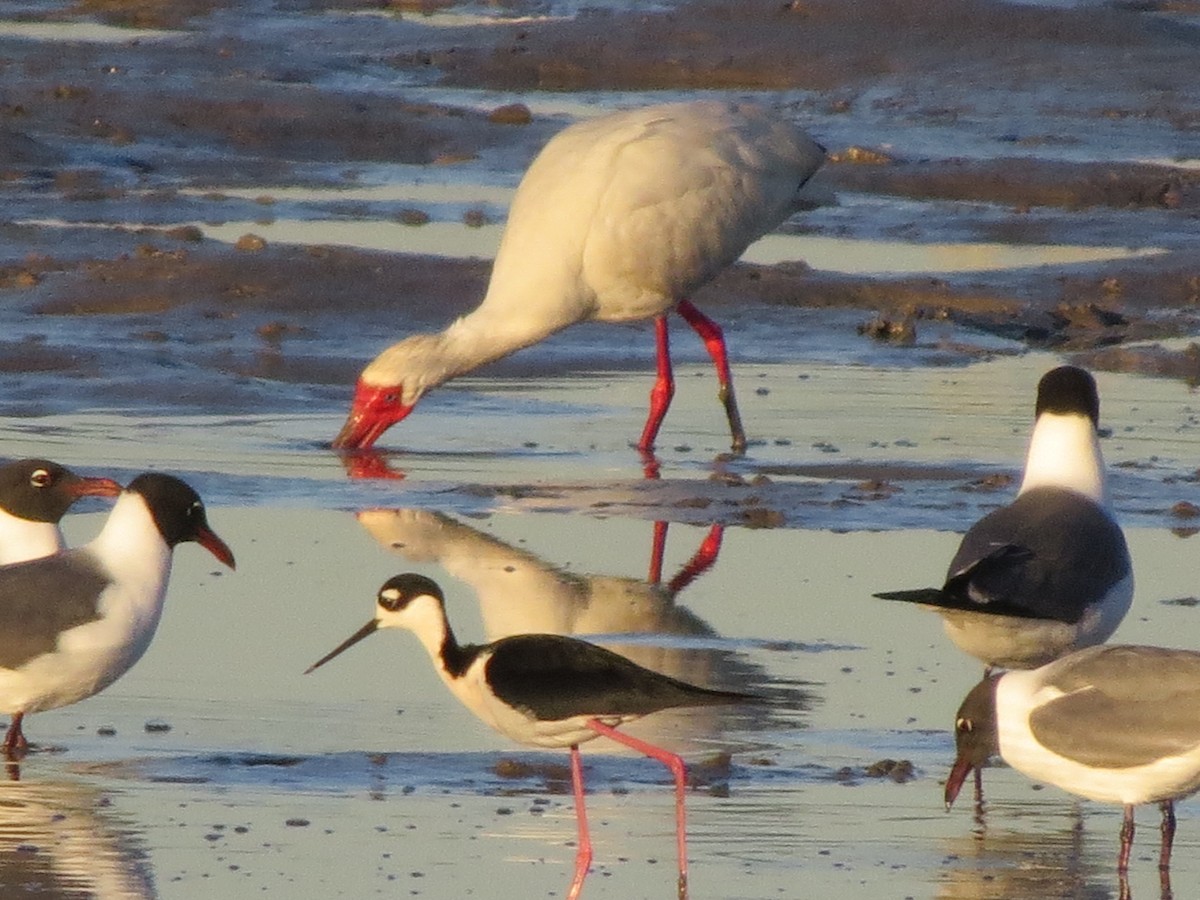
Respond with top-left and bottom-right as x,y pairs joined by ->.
834,758 -> 916,785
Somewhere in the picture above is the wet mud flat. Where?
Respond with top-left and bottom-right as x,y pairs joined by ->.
1,0 -> 1199,383
0,1 -> 1198,898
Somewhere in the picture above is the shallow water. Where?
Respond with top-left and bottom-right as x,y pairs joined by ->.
5,508 -> 1194,899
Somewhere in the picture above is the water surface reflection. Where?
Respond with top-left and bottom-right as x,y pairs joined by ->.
0,778 -> 154,899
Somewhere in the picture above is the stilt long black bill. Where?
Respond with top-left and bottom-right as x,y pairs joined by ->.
305,620 -> 379,674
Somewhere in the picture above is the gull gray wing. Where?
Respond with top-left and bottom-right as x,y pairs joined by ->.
1029,645 -> 1200,768
0,551 -> 111,669
947,486 -> 1129,622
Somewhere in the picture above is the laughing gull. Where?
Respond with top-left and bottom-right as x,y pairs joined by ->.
946,644 -> 1200,873
306,572 -> 753,900
0,460 -> 121,566
874,366 -> 1133,671
0,472 -> 235,759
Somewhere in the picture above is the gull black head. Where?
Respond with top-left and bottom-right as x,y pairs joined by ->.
305,573 -> 446,674
1035,366 -> 1099,427
126,473 -> 235,569
0,459 -> 121,523
944,674 -> 1001,809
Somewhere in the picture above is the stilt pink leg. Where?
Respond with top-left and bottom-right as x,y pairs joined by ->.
1118,805 -> 1136,873
3,713 -> 26,761
666,524 -> 725,597
648,521 -> 669,585
676,299 -> 745,453
1159,800 -> 1176,871
586,718 -> 690,899
567,745 -> 592,900
638,316 -> 674,452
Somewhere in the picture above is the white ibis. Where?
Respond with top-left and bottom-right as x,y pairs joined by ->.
332,99 -> 825,454
306,572 -> 753,899
0,459 -> 121,565
0,473 -> 235,759
874,366 -> 1132,671
948,644 -> 1200,875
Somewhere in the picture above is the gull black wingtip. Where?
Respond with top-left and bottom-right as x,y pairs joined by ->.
873,588 -> 944,604
305,619 -> 379,674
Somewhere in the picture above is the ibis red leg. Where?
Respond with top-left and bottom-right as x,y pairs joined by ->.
638,315 -> 675,452
676,300 -> 745,453
567,745 -> 593,900
586,718 -> 690,899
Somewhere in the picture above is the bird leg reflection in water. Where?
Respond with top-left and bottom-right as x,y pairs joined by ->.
338,449 -> 406,481
648,521 -> 725,595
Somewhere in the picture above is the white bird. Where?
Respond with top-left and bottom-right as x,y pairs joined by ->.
306,572 -> 752,900
0,472 -> 235,758
947,644 -> 1200,874
332,99 -> 825,454
0,459 -> 121,566
874,366 -> 1133,671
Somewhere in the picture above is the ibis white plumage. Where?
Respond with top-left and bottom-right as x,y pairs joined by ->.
332,100 -> 825,454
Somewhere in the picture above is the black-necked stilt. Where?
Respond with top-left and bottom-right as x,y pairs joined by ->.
306,572 -> 753,900
874,366 -> 1133,670
0,459 -> 121,566
947,644 -> 1200,875
332,100 -> 825,455
0,472 -> 235,759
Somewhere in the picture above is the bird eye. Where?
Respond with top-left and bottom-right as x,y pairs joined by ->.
30,469 -> 52,488
955,717 -> 973,734
379,587 -> 403,611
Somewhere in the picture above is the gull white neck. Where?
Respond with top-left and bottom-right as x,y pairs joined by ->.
0,510 -> 62,565
1018,412 -> 1108,505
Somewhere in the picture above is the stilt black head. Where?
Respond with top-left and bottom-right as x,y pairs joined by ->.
305,573 -> 448,675
377,572 -> 445,612
1035,366 -> 1099,426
